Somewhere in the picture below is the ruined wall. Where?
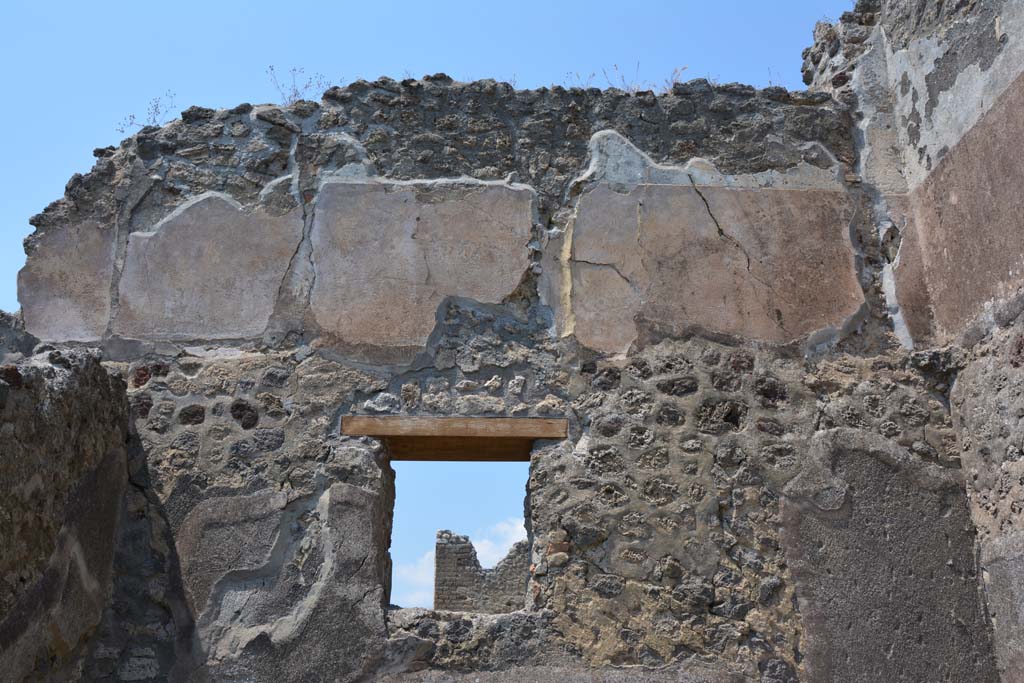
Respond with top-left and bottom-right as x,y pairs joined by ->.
19,74 -> 856,359
5,1 -> 1024,681
802,3 -> 1024,678
74,294 -> 573,682
0,344 -> 129,681
434,533 -> 530,614
805,0 -> 1024,346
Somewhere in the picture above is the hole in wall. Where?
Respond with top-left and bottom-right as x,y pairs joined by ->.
388,460 -> 531,611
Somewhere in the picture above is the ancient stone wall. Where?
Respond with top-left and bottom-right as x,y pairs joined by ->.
805,0 -> 1024,346
802,4 -> 1024,678
0,344 -> 129,682
0,312 -> 36,362
952,329 -> 1024,682
4,0 -> 1024,681
434,532 -> 530,613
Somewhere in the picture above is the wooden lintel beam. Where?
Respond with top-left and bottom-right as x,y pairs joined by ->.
341,416 -> 567,440
384,436 -> 534,462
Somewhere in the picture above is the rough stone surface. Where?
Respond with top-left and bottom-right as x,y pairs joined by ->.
0,311 -> 37,361
0,349 -> 129,682
954,325 -> 1024,682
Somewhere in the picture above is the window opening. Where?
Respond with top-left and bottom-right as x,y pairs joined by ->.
390,460 -> 530,611
341,417 -> 566,612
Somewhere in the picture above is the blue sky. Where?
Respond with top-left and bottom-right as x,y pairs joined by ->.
1,0 -> 852,607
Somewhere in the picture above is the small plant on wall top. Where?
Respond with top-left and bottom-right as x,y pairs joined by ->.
115,90 -> 176,134
267,65 -> 332,105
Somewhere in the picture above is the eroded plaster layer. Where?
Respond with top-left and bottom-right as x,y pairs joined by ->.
113,193 -> 304,341
546,133 -> 863,354
309,179 -> 535,350
885,0 -> 1023,189
18,219 -> 115,342
894,69 -> 1024,344
804,0 -> 1024,190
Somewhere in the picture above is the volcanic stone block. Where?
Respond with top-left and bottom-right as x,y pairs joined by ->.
309,180 -> 534,350
113,193 -> 303,340
18,219 -> 115,342
781,429 -> 998,682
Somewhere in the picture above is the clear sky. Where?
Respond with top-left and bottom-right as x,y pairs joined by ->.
1,0 -> 852,607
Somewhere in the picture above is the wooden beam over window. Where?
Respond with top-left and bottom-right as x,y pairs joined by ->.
341,416 -> 568,461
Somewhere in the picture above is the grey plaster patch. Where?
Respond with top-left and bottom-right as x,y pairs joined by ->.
781,429 -> 998,683
309,178 -> 535,352
18,219 -> 116,342
112,192 -> 304,341
887,0 -> 1024,188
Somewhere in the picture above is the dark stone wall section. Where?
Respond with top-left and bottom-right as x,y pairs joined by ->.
0,350 -> 129,682
781,430 -> 997,683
